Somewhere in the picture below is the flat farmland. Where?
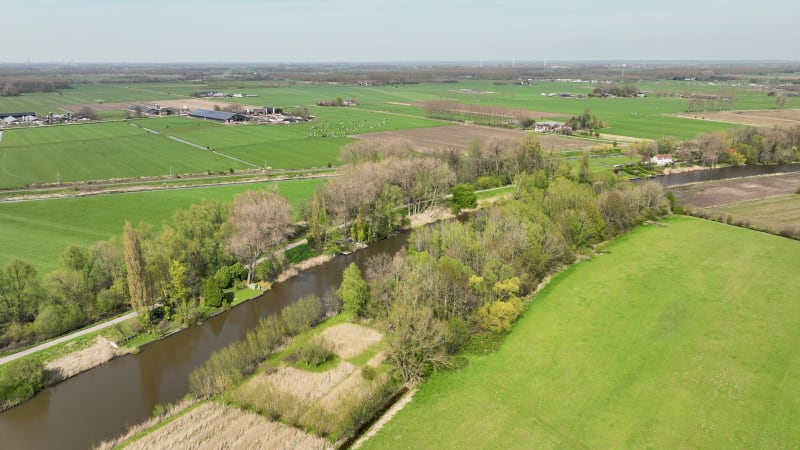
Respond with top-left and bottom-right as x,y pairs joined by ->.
673,108 -> 800,127
364,217 -> 800,449
671,171 -> 800,208
0,178 -> 322,273
0,122 -> 249,188
705,194 -> 800,233
0,83 -> 186,116
352,124 -> 591,152
670,171 -> 800,233
59,98 -> 245,114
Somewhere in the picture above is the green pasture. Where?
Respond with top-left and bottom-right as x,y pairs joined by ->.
365,216 -> 800,449
0,122 -> 251,188
0,83 -> 186,116
0,178 -> 322,274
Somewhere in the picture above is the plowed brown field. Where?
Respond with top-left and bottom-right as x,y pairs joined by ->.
352,124 -> 590,152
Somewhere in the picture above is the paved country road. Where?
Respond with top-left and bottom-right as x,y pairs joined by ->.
0,311 -> 137,366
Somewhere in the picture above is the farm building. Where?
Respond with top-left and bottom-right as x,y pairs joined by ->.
533,121 -> 564,132
127,104 -> 176,116
650,154 -> 674,166
0,112 -> 36,120
188,109 -> 247,123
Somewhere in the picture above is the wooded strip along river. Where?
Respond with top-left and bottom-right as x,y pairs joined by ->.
3,163 -> 799,449
0,234 -> 408,450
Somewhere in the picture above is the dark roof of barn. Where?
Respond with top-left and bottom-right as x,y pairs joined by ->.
188,109 -> 237,121
0,112 -> 36,119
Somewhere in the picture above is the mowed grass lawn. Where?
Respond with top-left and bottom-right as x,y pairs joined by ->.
365,216 -> 800,449
0,122 -> 249,188
0,178 -> 322,273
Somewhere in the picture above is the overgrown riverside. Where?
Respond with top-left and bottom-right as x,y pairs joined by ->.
1,131 -> 668,416
128,161 -> 670,445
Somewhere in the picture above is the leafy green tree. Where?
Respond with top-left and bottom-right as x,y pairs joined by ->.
123,221 -> 153,325
0,259 -> 44,326
203,277 -> 224,308
337,263 -> 369,317
450,183 -> 477,214
167,260 -> 189,308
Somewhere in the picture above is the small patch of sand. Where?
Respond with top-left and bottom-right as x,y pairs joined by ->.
46,336 -> 130,379
317,324 -> 383,359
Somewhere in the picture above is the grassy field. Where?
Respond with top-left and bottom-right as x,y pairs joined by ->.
0,83 -> 186,116
2,79 -> 795,189
0,121 -> 251,188
705,194 -> 800,233
364,216 -> 800,449
0,178 -> 322,273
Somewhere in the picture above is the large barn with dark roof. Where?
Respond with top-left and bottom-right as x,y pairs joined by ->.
188,109 -> 246,122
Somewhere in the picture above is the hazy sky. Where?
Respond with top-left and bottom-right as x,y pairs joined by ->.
2,0 -> 797,63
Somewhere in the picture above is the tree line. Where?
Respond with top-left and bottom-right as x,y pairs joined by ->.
624,125 -> 800,167
0,189 -> 298,354
1,77 -> 71,97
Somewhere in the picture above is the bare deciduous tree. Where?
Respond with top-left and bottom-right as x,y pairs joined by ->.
226,190 -> 294,284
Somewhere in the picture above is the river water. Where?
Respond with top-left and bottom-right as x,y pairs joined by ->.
646,163 -> 800,187
0,234 -> 408,450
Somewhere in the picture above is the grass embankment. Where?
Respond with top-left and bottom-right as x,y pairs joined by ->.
0,178 -> 322,273
364,216 -> 800,449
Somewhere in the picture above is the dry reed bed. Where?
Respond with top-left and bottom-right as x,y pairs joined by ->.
46,336 -> 130,379
320,353 -> 384,409
120,402 -> 329,450
268,362 -> 357,400
318,323 -> 383,359
276,254 -> 335,283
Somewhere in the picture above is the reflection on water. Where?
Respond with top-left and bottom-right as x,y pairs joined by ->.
647,163 -> 800,187
0,233 -> 408,450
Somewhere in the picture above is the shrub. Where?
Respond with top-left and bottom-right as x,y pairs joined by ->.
361,365 -> 377,380
32,303 -> 83,339
298,337 -> 334,367
444,317 -> 470,354
0,359 -> 45,406
214,263 -> 245,289
281,295 -> 323,336
477,296 -> 524,334
203,277 -> 224,308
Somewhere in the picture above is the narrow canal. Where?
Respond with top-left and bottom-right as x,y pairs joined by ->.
0,234 -> 408,450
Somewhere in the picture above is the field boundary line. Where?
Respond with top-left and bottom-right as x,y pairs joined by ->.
164,135 -> 262,169
351,387 -> 418,449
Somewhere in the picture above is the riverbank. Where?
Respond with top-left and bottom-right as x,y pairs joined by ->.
0,188 -> 507,416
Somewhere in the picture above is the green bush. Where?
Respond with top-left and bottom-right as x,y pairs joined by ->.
298,337 -> 334,367
0,359 -> 45,406
203,277 -> 224,308
281,295 -> 323,336
361,365 -> 377,380
214,263 -> 245,289
477,297 -> 524,334
32,303 -> 84,339
444,317 -> 470,354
